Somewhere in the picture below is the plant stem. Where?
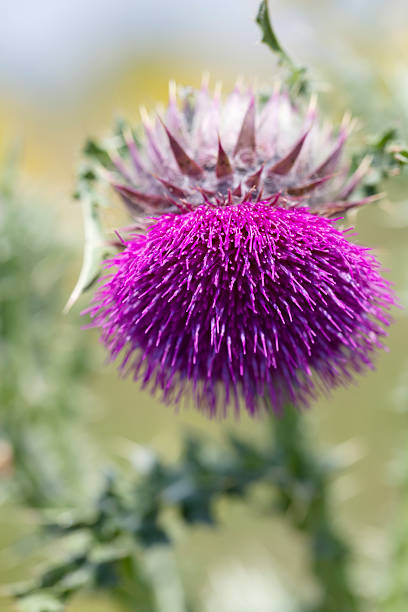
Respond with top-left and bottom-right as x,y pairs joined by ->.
271,404 -> 360,612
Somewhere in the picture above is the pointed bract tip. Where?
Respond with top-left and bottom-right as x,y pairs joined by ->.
214,80 -> 222,101
160,118 -> 203,177
246,164 -> 264,190
233,96 -> 256,157
201,71 -> 210,90
339,154 -> 372,199
306,93 -> 318,121
139,105 -> 153,129
268,130 -> 309,176
216,137 -> 233,178
168,80 -> 177,103
287,174 -> 334,197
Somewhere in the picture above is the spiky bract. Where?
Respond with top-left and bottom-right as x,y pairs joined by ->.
107,81 -> 376,223
88,202 -> 394,417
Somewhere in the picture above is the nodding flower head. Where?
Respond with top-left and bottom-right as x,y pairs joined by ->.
85,81 -> 395,417
88,201 -> 394,417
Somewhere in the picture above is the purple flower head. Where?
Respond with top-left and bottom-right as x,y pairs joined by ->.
88,201 -> 394,417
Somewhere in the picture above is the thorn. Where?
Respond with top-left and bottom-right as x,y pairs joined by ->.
180,198 -> 195,211
168,197 -> 193,213
241,186 -> 256,202
245,164 -> 264,190
169,79 -> 177,103
124,127 -> 146,176
113,182 -> 168,210
323,192 -> 384,216
267,131 -> 309,176
140,107 -> 164,167
107,152 -> 133,184
233,97 -> 256,157
196,186 -> 216,201
160,119 -> 203,177
265,192 -> 281,206
216,136 -> 233,178
232,182 -> 242,197
114,230 -> 126,245
338,155 -> 372,199
154,176 -> 187,198
307,93 -> 318,122
287,174 -> 334,197
214,80 -> 222,101
121,220 -> 151,233
140,105 -> 153,128
309,133 -> 346,179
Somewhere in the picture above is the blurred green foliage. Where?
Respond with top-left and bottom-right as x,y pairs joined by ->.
0,149 -> 95,508
13,406 -> 360,612
351,128 -> 408,197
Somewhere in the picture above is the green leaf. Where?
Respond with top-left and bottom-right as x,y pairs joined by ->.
256,0 -> 291,63
64,197 -> 111,313
135,521 -> 170,547
350,127 -> 408,196
255,1 -> 309,96
394,149 -> 408,164
83,139 -> 113,169
374,128 -> 398,151
180,493 -> 215,525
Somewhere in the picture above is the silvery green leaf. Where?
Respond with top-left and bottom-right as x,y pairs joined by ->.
64,197 -> 111,313
18,594 -> 64,612
256,0 -> 290,63
255,1 -> 309,96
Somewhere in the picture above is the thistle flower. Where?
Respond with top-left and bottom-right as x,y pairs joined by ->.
107,80 -> 376,219
86,82 -> 395,417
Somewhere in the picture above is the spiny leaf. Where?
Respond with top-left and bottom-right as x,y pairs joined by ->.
374,127 -> 398,151
64,197 -> 111,313
14,415 -> 356,610
83,139 -> 113,169
394,150 -> 408,164
256,0 -> 291,63
255,0 -> 309,96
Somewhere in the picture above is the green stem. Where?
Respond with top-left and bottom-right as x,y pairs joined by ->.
271,404 -> 360,612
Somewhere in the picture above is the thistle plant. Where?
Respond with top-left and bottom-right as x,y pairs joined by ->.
66,1 -> 400,419
10,3 -> 405,612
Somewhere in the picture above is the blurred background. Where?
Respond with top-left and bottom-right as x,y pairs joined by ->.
0,1 -> 407,610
